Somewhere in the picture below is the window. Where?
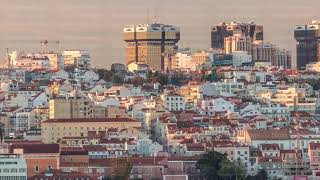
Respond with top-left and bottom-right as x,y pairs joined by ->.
35,165 -> 40,172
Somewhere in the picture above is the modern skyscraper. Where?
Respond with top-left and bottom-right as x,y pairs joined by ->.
211,22 -> 263,50
294,21 -> 320,70
123,23 -> 180,70
224,34 -> 252,54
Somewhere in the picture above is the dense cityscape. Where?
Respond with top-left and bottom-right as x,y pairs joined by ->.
1,6 -> 320,179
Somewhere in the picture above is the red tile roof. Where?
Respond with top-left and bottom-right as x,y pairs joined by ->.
261,144 -> 280,151
10,143 -> 59,154
60,147 -> 88,155
247,128 -> 290,140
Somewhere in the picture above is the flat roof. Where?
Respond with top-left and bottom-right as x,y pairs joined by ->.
43,118 -> 138,123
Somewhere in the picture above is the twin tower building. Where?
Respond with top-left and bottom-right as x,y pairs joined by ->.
123,21 -> 320,70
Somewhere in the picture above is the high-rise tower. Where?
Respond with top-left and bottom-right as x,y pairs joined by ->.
294,20 -> 320,70
123,23 -> 180,70
211,22 -> 263,50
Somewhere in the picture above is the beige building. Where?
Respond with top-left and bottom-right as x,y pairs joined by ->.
191,51 -> 209,65
63,50 -> 91,69
124,23 -> 180,70
42,52 -> 64,71
32,107 -> 49,128
273,49 -> 292,69
224,34 -> 252,55
41,118 -> 141,143
49,97 -> 105,119
106,106 -> 127,118
258,87 -> 316,114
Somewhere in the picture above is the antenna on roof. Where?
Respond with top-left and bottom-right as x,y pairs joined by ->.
152,7 -> 158,24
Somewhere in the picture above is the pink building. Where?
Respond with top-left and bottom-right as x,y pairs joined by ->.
309,142 -> 320,170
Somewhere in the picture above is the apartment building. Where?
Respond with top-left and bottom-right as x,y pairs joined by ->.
49,97 -> 105,119
63,50 -> 91,69
124,23 -> 180,70
41,118 -> 141,143
0,154 -> 27,180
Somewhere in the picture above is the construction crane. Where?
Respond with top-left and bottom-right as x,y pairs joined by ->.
40,40 -> 60,53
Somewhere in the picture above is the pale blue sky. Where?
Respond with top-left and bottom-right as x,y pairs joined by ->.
0,0 -> 319,68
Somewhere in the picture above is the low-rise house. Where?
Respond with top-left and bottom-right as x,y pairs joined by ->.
10,142 -> 60,177
162,92 -> 186,112
10,108 -> 35,133
257,157 -> 284,179
199,97 -> 234,116
129,156 -> 166,180
308,142 -> 320,170
260,144 -> 281,157
137,137 -> 163,156
239,128 -> 291,149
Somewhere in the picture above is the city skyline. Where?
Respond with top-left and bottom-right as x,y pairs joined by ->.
0,0 -> 319,68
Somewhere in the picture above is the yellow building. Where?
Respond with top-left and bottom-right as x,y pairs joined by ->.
49,97 -> 105,119
124,23 -> 180,70
41,118 -> 141,143
180,82 -> 202,109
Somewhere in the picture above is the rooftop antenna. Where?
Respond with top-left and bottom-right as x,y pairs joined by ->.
153,7 -> 158,24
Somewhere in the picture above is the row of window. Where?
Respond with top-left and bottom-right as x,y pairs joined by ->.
0,168 -> 26,173
45,126 -> 117,131
0,161 -> 18,165
166,97 -> 183,101
0,176 -> 26,180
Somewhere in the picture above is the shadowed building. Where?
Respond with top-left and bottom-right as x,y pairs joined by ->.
211,22 -> 263,50
294,20 -> 320,70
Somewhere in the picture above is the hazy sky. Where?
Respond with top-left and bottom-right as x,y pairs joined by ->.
0,0 -> 319,68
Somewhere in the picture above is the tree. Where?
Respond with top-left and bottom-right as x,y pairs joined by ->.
197,151 -> 229,180
108,158 -> 132,180
256,169 -> 268,180
146,71 -> 168,85
247,169 -> 268,180
218,160 -> 246,180
95,68 -> 113,82
112,75 -> 124,85
129,77 -> 145,87
197,151 -> 247,180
